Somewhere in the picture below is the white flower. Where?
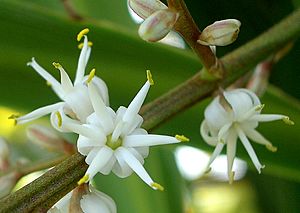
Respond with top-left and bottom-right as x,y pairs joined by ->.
48,184 -> 116,213
13,29 -> 109,131
0,137 -> 9,171
200,88 -> 294,183
56,71 -> 188,190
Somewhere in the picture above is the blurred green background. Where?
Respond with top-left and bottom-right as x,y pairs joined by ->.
0,0 -> 299,212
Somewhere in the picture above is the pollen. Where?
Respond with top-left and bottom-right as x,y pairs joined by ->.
77,28 -> 89,41
146,70 -> 154,85
77,174 -> 89,185
151,182 -> 164,191
266,144 -> 278,152
87,68 -> 96,84
55,111 -> 62,127
175,134 -> 190,142
78,41 -> 93,49
8,114 -> 19,126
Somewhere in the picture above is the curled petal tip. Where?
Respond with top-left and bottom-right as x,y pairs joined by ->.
87,68 -> 96,84
146,70 -> 154,85
282,116 -> 294,125
77,174 -> 89,185
77,28 -> 89,41
151,182 -> 164,191
266,144 -> 277,152
175,134 -> 189,142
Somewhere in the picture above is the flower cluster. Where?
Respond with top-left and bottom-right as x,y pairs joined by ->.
200,89 -> 294,183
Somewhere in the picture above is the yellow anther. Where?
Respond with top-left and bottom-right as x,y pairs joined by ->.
255,104 -> 265,111
78,41 -> 93,49
77,28 -> 89,41
175,134 -> 190,142
266,144 -> 277,152
229,171 -> 235,184
146,70 -> 154,85
151,182 -> 164,191
55,111 -> 62,127
86,68 -> 96,84
8,114 -> 19,126
52,62 -> 62,69
282,116 -> 294,125
77,174 -> 89,185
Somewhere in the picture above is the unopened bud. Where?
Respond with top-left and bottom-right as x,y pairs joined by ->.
198,19 -> 241,46
128,0 -> 167,19
27,125 -> 75,154
138,9 -> 179,42
0,171 -> 19,198
0,138 -> 9,171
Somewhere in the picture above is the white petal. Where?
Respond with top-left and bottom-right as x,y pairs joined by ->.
50,108 -> 81,132
236,126 -> 264,173
89,187 -> 117,213
122,114 -> 144,136
115,147 -> 156,189
243,128 -> 272,146
122,81 -> 150,124
64,123 -> 106,142
123,134 -> 179,147
135,146 -> 149,158
112,153 -> 133,178
85,147 -> 101,164
64,85 -> 93,122
127,147 -> 145,165
17,102 -> 64,124
74,36 -> 89,85
226,130 -> 237,182
88,83 -> 114,133
99,156 -> 116,175
27,58 -> 64,98
83,75 -> 109,106
80,194 -> 112,213
58,66 -> 73,93
217,122 -> 232,143
200,120 -> 218,146
85,146 -> 114,181
250,114 -> 286,122
206,142 -> 224,169
77,135 -> 103,156
131,128 -> 148,135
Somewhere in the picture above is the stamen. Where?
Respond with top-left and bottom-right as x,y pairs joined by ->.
266,144 -> 277,152
77,28 -> 89,41
175,134 -> 190,142
55,111 -> 62,127
146,70 -> 154,85
86,68 -> 96,84
78,41 -> 93,49
52,62 -> 62,69
151,182 -> 164,191
8,114 -> 19,126
229,171 -> 235,184
282,116 -> 294,125
77,174 -> 89,185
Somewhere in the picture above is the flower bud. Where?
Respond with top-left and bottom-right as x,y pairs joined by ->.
0,171 -> 19,198
0,138 -> 9,171
26,125 -> 75,154
197,19 -> 241,46
138,9 -> 179,42
128,0 -> 167,19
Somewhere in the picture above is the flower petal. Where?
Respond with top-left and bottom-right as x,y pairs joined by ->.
236,126 -> 264,173
226,131 -> 237,183
74,36 -> 89,85
123,134 -> 180,147
206,142 -> 224,170
77,135 -> 103,156
115,147 -> 157,189
64,123 -> 106,141
16,102 -> 64,124
200,120 -> 218,146
250,114 -> 287,122
85,146 -> 114,182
